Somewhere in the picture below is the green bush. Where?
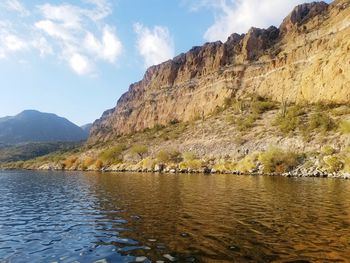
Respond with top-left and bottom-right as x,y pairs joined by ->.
258,147 -> 302,173
250,100 -> 277,114
323,155 -> 344,172
213,160 -> 236,172
321,145 -> 336,155
235,154 -> 257,172
99,144 -> 126,164
343,153 -> 350,172
179,151 -> 202,169
274,105 -> 304,134
182,152 -> 197,162
308,112 -> 335,132
140,158 -> 157,170
339,120 -> 350,134
235,114 -> 258,131
179,159 -> 202,170
130,144 -> 148,160
156,149 -> 182,163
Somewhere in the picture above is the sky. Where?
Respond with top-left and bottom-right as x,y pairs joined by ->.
0,0 -> 330,126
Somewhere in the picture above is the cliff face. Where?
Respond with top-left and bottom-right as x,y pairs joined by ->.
90,0 -> 350,143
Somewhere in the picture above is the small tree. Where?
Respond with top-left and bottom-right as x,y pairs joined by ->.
99,144 -> 126,164
131,144 -> 148,160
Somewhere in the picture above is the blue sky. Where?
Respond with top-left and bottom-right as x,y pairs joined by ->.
0,0 -> 329,125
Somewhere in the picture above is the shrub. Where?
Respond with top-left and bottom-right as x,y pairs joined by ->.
232,99 -> 246,114
140,158 -> 157,170
153,124 -> 165,131
63,157 -> 78,169
95,159 -> 104,170
342,153 -> 350,172
308,112 -> 335,132
213,106 -> 225,115
157,149 -> 182,163
178,152 -> 202,169
323,155 -> 344,172
235,154 -> 257,172
332,106 -> 350,116
235,114 -> 257,131
130,144 -> 148,160
250,100 -> 277,115
213,160 -> 236,172
83,157 -> 95,168
258,147 -> 302,173
99,144 -> 126,164
274,105 -> 304,134
321,145 -> 336,155
339,120 -> 350,134
183,152 -> 197,162
179,159 -> 202,170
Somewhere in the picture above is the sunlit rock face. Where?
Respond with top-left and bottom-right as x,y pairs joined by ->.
89,0 -> 350,143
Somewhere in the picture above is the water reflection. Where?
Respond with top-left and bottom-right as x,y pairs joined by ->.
0,171 -> 350,262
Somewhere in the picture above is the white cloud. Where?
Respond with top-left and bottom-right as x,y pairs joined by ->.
83,0 -> 112,21
192,0 -> 318,42
84,25 -> 123,63
38,4 -> 84,30
3,34 -> 27,51
31,37 -> 54,57
2,0 -> 30,16
69,53 -> 92,75
134,23 -> 175,68
35,20 -> 74,42
0,0 -> 120,75
34,0 -> 122,75
0,21 -> 28,57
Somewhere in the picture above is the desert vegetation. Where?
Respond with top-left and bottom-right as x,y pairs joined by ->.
1,99 -> 349,178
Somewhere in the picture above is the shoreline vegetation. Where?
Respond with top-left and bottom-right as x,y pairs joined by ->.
2,163 -> 350,180
1,98 -> 349,179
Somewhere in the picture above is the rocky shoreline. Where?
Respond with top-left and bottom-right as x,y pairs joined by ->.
3,165 -> 349,179
102,167 -> 350,179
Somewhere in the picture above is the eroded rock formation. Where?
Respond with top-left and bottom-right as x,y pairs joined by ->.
90,0 -> 350,142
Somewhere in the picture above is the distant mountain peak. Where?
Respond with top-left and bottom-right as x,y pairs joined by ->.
0,110 -> 88,144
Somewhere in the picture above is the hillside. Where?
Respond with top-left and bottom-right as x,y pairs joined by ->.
0,142 -> 81,163
90,0 -> 349,142
0,110 -> 88,144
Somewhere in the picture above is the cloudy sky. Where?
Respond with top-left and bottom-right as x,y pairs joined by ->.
0,0 -> 330,125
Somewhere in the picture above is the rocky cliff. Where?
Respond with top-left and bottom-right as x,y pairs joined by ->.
90,0 -> 350,143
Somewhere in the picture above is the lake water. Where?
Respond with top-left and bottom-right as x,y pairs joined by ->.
0,171 -> 350,262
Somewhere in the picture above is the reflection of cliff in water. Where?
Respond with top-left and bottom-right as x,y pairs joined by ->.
88,172 -> 350,262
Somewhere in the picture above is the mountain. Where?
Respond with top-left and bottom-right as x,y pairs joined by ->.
80,123 -> 93,136
0,110 -> 88,144
89,0 -> 349,143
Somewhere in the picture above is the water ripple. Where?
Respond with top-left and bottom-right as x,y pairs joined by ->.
0,171 -> 350,262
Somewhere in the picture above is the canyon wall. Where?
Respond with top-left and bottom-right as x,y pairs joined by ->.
90,0 -> 350,143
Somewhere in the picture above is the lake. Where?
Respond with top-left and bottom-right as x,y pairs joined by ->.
0,171 -> 349,262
